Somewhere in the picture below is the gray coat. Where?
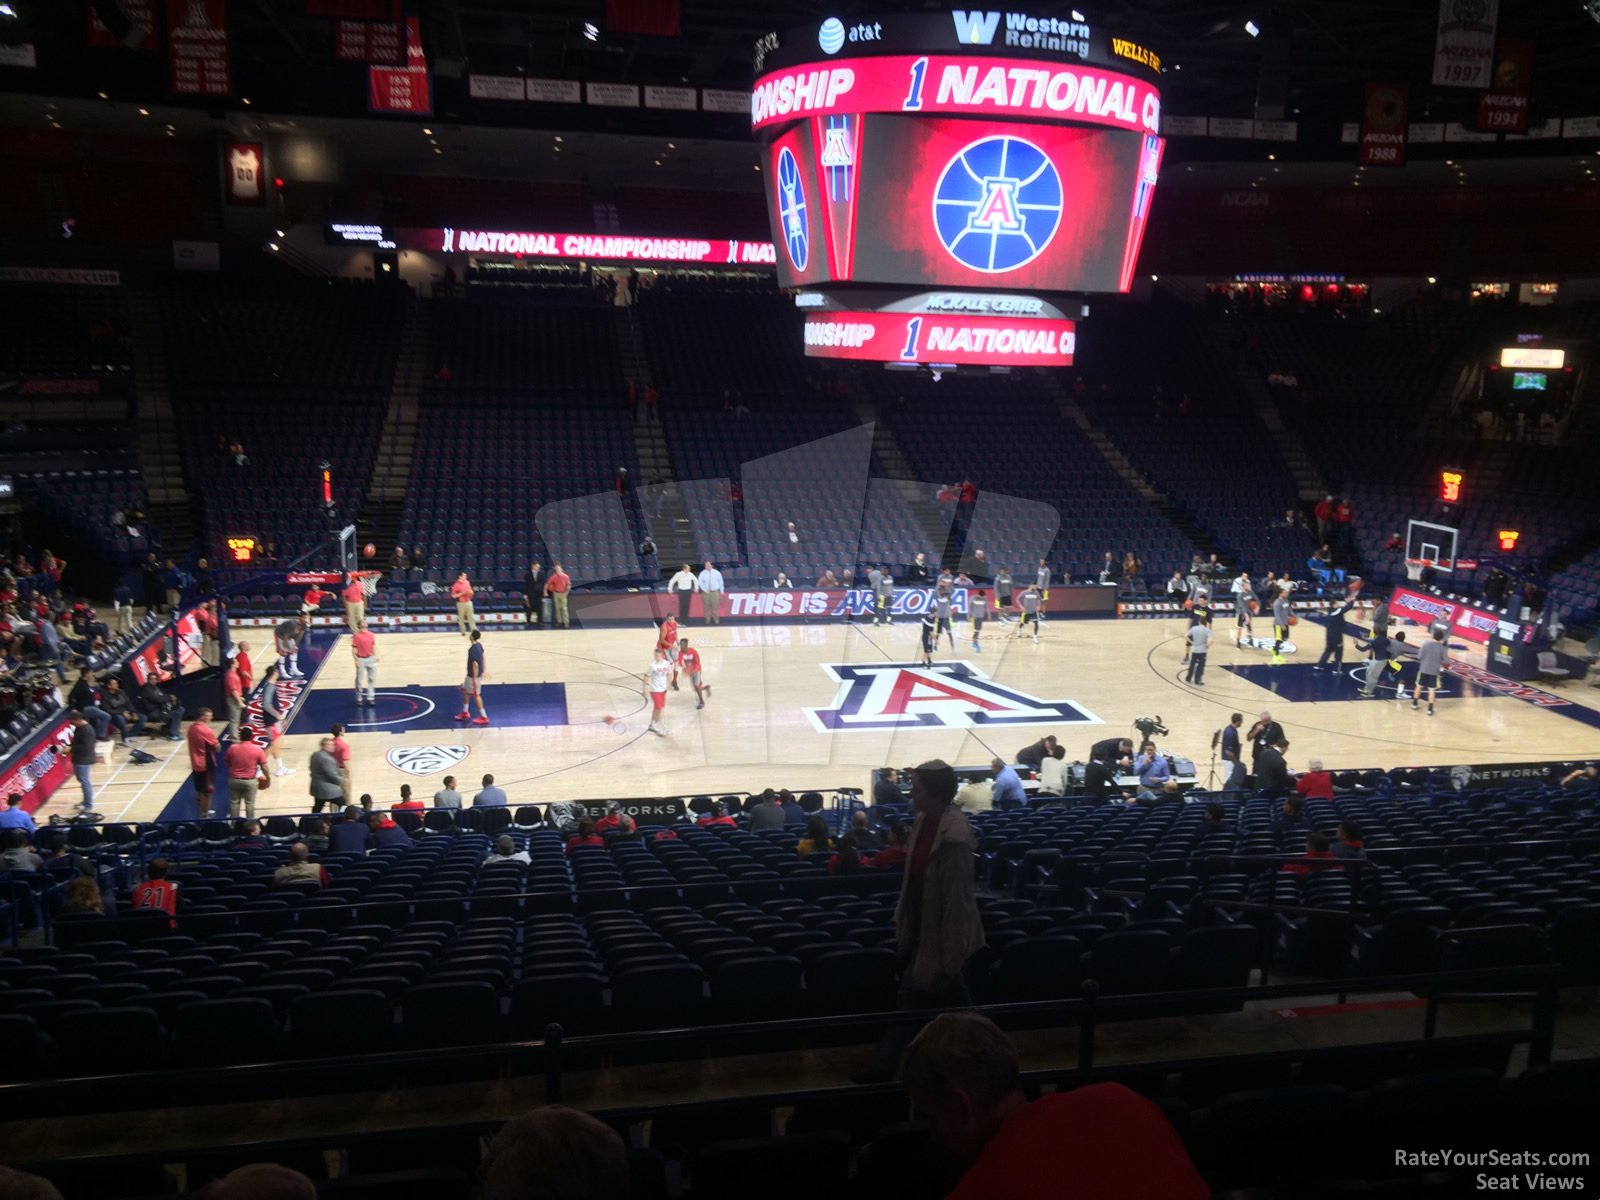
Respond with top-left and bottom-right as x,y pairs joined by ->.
894,805 -> 986,992
309,750 -> 344,802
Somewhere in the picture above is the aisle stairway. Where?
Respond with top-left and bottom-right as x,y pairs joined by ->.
360,295 -> 428,559
127,289 -> 194,552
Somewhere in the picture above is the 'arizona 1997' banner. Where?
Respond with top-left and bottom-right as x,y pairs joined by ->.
1431,0 -> 1498,88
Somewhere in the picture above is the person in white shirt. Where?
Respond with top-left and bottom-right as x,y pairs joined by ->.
955,777 -> 994,813
644,649 -> 672,737
697,561 -> 724,625
667,563 -> 698,622
1230,572 -> 1256,646
1038,747 -> 1070,795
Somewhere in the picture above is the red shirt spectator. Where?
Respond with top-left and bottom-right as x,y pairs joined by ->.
187,721 -> 220,773
566,834 -> 605,854
959,480 -> 977,504
697,815 -> 736,828
1334,500 -> 1354,527
391,798 -> 425,811
131,877 -> 179,916
1295,770 -> 1334,802
224,740 -> 267,780
545,568 -> 570,594
1313,497 -> 1333,527
1282,848 -> 1338,877
595,813 -> 622,834
303,586 -> 328,610
874,844 -> 909,870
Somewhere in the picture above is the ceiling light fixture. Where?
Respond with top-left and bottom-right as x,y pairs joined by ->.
582,21 -> 599,41
422,127 -> 432,135
137,107 -> 149,116
1244,19 -> 1260,37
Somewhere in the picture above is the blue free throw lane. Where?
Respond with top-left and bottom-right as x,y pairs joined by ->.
287,684 -> 570,735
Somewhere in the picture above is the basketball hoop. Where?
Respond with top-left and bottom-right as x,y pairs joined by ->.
352,569 -> 383,601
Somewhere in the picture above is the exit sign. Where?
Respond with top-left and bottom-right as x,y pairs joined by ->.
1498,530 -> 1520,552
1440,469 -> 1463,504
225,536 -> 258,564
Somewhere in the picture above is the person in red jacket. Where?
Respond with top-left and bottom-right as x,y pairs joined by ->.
696,800 -> 736,828
566,818 -> 606,854
873,821 -> 911,870
1282,832 -> 1339,877
1294,758 -> 1335,802
904,1013 -> 1208,1200
391,784 -> 425,812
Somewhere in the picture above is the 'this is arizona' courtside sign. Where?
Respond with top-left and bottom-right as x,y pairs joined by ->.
804,660 -> 1100,732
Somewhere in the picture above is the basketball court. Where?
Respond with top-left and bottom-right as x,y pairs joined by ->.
48,606 -> 1600,825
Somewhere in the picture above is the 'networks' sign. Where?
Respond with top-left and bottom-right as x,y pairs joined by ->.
952,10 -> 1090,55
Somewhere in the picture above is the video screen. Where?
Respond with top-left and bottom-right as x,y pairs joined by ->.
763,113 -> 1159,293
126,609 -> 206,686
1511,371 -> 1547,391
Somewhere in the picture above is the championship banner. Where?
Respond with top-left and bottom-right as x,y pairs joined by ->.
335,16 -> 403,64
1431,0 -> 1498,88
802,311 -> 1076,367
1477,38 -> 1531,134
168,0 -> 230,96
223,141 -> 265,206
1358,82 -> 1407,166
368,15 -> 431,114
86,0 -> 158,50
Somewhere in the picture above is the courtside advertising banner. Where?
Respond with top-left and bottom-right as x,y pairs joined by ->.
802,311 -> 1076,367
1431,0 -> 1498,89
1386,585 -> 1501,646
0,716 -> 74,814
168,0 -> 230,96
1359,83 -> 1407,166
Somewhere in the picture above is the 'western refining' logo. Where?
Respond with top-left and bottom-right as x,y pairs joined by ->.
805,660 -> 1100,732
386,745 -> 471,776
951,10 -> 1090,56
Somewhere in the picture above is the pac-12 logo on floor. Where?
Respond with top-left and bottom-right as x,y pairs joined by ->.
387,745 -> 470,776
805,661 -> 1100,732
1240,635 -> 1297,654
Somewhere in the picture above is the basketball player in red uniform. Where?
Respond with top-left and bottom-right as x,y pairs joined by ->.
656,614 -> 680,689
677,637 -> 710,709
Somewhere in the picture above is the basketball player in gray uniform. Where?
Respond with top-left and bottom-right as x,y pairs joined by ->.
933,586 -> 956,650
1413,628 -> 1448,715
1270,587 -> 1292,664
1015,585 -> 1041,642
874,565 -> 894,626
1034,560 -> 1050,623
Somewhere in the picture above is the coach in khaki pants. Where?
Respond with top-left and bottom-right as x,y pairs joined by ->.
697,561 -> 724,625
224,737 -> 268,819
546,563 -> 572,629
342,574 -> 367,629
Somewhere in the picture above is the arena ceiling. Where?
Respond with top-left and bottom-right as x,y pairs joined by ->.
1,0 -> 1598,185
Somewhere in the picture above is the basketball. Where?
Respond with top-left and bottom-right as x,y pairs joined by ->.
603,715 -> 615,725
1288,615 -> 1298,626
1182,599 -> 1193,611
1248,599 -> 1259,614
362,542 -> 376,559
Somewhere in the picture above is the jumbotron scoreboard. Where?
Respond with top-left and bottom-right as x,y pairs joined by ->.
752,9 -> 1164,369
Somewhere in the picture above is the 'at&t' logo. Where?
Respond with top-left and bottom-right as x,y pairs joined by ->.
805,660 -> 1100,732
933,135 -> 1062,273
776,147 -> 810,271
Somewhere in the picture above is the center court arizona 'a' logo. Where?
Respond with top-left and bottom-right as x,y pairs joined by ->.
933,135 -> 1063,273
387,745 -> 470,776
804,661 -> 1100,732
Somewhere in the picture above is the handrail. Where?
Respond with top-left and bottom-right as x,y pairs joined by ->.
0,963 -> 1561,1112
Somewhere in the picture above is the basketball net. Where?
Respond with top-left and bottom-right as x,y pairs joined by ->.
352,569 -> 383,600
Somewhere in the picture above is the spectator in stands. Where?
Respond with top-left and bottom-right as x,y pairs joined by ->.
432,776 -> 462,809
698,800 -> 736,828
272,843 -> 329,890
747,789 -> 785,830
130,857 -> 178,918
1333,496 -> 1355,549
0,792 -> 36,834
566,818 -> 604,855
780,790 -> 808,828
61,874 -> 103,915
1203,803 -> 1227,832
368,809 -> 410,849
1120,552 -> 1142,588
202,1163 -> 316,1200
796,816 -> 832,856
303,819 -> 331,855
482,1104 -> 630,1200
232,820 -> 270,852
138,678 -> 183,741
873,769 -> 903,809
1272,795 -> 1310,842
1256,738 -> 1292,796
389,546 -> 409,575
875,821 -> 911,869
1294,758 -> 1334,802
850,809 -> 883,851
1165,569 -> 1187,600
485,835 -> 531,866
546,799 -> 585,835
954,774 -> 993,813
1014,735 -> 1058,772
901,1013 -> 1208,1200
546,563 -> 571,629
1332,820 -> 1366,860
410,546 -> 428,577
474,773 -> 508,807
828,835 -> 863,875
816,568 -> 840,588
1314,494 -> 1334,543
897,762 -> 982,996
595,802 -> 625,834
328,806 -> 373,854
1559,764 -> 1597,789
2,829 -> 42,873
35,613 -> 71,684
391,784 -> 424,812
1282,832 -> 1337,877
989,758 -> 1027,810
308,737 -> 344,814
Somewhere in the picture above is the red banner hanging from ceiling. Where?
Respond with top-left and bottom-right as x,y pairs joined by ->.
86,0 -> 158,50
368,15 -> 431,114
1477,38 -> 1531,134
1358,82 -> 1407,167
606,0 -> 680,37
168,0 -> 231,96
